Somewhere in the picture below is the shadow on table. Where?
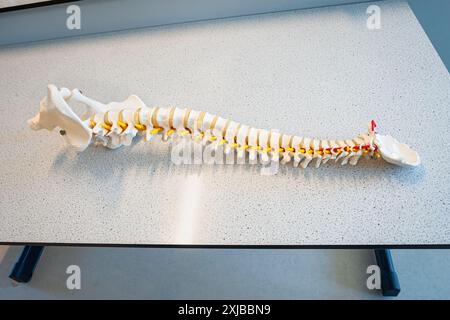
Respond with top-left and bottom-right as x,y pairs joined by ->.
50,136 -> 426,188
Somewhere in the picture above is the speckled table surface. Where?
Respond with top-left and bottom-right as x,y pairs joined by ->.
0,0 -> 449,246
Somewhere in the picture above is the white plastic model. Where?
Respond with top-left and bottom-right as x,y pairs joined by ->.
28,85 -> 420,168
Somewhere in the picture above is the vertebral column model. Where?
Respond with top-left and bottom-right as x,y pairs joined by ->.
28,85 -> 420,168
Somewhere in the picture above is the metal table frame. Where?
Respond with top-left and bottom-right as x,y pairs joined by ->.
8,245 -> 401,297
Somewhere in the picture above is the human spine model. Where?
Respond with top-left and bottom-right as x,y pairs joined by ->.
28,85 -> 420,168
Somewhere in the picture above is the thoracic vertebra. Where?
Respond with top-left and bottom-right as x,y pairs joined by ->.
28,85 -> 421,168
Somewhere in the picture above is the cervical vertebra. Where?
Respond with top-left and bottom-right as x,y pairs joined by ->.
28,85 -> 420,168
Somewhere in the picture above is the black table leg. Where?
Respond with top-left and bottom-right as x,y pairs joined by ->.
374,249 -> 400,297
9,246 -> 44,283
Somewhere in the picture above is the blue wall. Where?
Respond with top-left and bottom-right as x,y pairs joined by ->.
408,0 -> 450,72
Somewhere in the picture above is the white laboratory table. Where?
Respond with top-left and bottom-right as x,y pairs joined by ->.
0,0 -> 449,249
